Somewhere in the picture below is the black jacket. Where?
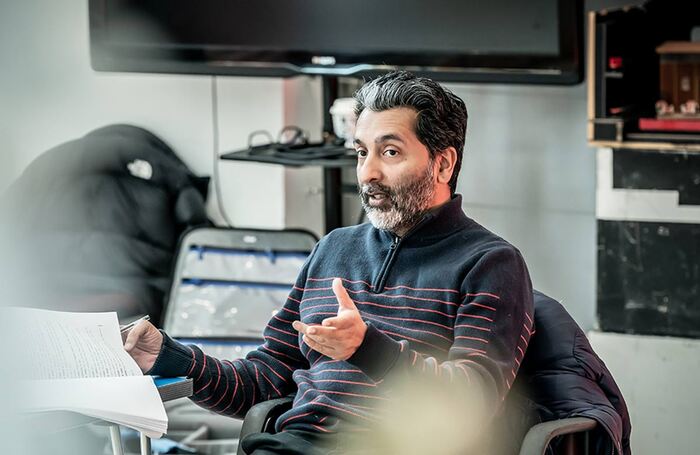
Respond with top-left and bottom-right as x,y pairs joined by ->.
1,124 -> 209,322
513,291 -> 632,455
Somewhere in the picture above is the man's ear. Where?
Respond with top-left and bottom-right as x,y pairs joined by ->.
435,147 -> 457,184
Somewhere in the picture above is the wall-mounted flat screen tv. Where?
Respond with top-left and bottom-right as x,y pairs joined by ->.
89,0 -> 583,84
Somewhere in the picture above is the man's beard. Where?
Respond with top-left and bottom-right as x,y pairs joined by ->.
359,162 -> 435,234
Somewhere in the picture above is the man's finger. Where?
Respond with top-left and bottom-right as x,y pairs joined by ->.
123,321 -> 149,351
292,320 -> 311,334
304,325 -> 338,337
321,315 -> 354,329
332,278 -> 358,313
303,334 -> 335,356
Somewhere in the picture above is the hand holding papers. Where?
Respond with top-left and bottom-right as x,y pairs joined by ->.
123,319 -> 163,373
10,308 -> 168,438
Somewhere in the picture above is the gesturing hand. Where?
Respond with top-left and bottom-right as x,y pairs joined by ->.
292,278 -> 367,360
123,321 -> 163,373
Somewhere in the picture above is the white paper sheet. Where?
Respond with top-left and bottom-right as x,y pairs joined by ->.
8,308 -> 142,379
24,376 -> 167,438
8,307 -> 168,437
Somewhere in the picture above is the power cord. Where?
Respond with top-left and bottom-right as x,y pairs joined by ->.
211,75 -> 235,227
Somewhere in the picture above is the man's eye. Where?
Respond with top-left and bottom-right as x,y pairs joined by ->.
384,149 -> 399,157
356,149 -> 367,158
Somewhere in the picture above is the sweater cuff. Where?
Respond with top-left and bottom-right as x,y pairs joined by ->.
146,330 -> 196,377
347,322 -> 402,381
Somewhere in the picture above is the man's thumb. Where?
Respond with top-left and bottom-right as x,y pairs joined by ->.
332,278 -> 357,312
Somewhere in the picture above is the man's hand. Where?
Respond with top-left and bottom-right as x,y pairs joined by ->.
292,278 -> 367,360
123,321 -> 163,373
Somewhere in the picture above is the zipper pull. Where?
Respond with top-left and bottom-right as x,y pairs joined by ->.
390,236 -> 400,249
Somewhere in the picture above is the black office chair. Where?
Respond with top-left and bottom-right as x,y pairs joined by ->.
235,396 -> 596,455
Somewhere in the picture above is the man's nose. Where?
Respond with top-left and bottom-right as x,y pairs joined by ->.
357,154 -> 382,185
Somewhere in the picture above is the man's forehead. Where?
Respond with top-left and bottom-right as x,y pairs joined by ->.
354,107 -> 418,143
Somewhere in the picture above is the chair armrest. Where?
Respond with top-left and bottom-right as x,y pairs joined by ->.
518,417 -> 597,455
236,397 -> 294,455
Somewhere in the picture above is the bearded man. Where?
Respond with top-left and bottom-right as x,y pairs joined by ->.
125,71 -> 534,454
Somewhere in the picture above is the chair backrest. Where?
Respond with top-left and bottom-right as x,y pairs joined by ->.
513,290 -> 630,455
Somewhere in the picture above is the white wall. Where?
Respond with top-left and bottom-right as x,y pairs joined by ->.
450,83 -> 596,329
589,331 -> 700,455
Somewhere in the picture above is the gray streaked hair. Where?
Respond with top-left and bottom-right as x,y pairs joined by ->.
353,71 -> 468,194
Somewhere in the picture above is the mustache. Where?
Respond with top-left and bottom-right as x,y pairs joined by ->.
359,183 -> 394,203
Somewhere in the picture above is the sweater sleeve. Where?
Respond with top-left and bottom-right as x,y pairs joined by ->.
147,249 -> 316,418
347,246 -> 534,422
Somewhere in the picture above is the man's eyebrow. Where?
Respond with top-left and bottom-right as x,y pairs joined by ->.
354,134 -> 406,147
375,134 -> 405,144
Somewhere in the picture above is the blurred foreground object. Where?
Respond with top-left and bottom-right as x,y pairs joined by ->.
0,125 -> 209,322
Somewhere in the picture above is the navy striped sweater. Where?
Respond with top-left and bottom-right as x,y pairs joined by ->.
150,195 -> 534,435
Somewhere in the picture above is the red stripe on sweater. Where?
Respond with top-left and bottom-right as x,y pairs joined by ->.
196,354 -> 207,381
311,424 -> 332,433
280,306 -> 300,315
209,373 -> 230,408
385,284 -> 460,294
260,345 -> 301,364
198,359 -> 222,400
456,313 -> 494,323
468,302 -> 497,312
272,314 -> 294,325
381,329 -> 449,352
466,352 -> 490,360
451,346 -> 488,355
364,316 -> 453,343
455,323 -> 492,332
314,401 -> 375,420
194,378 -> 212,396
372,314 -> 455,331
462,292 -> 501,300
219,360 -> 240,413
454,335 -> 489,344
307,277 -> 372,287
456,363 -> 471,384
266,324 -> 297,338
250,358 -> 288,382
296,383 -> 388,401
233,364 -> 248,414
259,369 -> 282,396
186,346 -> 197,376
280,410 -> 315,428
265,335 -> 299,350
295,375 -> 377,388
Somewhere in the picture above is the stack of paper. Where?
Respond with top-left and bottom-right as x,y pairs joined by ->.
11,308 -> 167,438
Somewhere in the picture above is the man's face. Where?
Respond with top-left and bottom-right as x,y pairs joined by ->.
354,107 -> 438,235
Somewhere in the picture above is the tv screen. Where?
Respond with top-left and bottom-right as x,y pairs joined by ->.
89,0 -> 583,84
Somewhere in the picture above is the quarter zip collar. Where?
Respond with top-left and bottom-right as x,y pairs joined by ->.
371,194 -> 470,293
378,194 -> 471,246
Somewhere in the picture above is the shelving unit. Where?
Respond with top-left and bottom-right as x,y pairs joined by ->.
587,7 -> 700,152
